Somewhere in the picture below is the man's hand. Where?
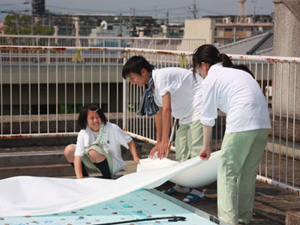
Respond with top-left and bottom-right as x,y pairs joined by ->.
157,140 -> 169,159
149,142 -> 160,159
133,155 -> 140,164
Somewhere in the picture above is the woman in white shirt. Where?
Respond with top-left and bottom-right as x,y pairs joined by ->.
64,104 -> 140,179
122,56 -> 205,203
193,44 -> 271,225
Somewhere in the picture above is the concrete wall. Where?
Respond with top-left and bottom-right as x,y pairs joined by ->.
273,0 -> 300,119
178,18 -> 214,51
274,0 -> 300,57
273,0 -> 300,143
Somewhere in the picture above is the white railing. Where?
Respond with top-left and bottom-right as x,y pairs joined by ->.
0,45 -> 299,195
0,34 -> 206,52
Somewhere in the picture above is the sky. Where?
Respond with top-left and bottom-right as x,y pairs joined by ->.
0,0 -> 275,23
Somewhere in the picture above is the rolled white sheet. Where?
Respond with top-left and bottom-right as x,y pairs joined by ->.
137,151 -> 220,188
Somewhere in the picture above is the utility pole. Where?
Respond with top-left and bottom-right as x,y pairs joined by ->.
12,19 -> 20,35
129,8 -> 135,37
118,13 -> 123,37
166,11 -> 169,25
252,0 -> 257,24
189,0 -> 198,19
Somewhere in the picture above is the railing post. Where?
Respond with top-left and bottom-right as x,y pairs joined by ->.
122,50 -> 127,131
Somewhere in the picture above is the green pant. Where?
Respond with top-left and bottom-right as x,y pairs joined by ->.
217,129 -> 269,225
175,120 -> 203,162
81,145 -> 113,175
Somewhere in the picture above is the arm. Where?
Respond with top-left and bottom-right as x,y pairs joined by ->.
200,125 -> 212,160
150,93 -> 171,159
74,155 -> 84,179
128,140 -> 140,164
149,106 -> 162,158
159,92 -> 172,159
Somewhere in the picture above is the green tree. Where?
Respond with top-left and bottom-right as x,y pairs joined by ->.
4,14 -> 53,35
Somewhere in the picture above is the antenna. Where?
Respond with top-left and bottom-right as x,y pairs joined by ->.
236,0 -> 246,23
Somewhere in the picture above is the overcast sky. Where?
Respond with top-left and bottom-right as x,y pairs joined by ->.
0,0 -> 275,23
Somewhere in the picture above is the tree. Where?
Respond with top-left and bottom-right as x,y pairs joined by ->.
4,14 -> 53,35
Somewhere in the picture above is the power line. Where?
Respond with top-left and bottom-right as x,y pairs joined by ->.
46,4 -> 189,14
47,4 -> 130,14
0,3 -> 25,6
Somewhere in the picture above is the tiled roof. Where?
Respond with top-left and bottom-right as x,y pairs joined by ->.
218,32 -> 273,55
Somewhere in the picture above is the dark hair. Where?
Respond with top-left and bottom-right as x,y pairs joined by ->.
78,104 -> 107,129
193,44 -> 254,78
122,55 -> 155,79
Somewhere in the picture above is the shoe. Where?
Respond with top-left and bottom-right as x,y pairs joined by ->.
163,187 -> 180,195
183,189 -> 205,203
163,185 -> 190,195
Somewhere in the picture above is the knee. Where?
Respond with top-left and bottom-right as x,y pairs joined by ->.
88,150 -> 106,162
64,144 -> 75,162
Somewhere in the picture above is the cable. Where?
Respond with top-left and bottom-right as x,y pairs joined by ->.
0,3 -> 25,7
94,216 -> 186,225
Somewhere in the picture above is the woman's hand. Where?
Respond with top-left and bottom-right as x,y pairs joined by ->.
199,147 -> 211,160
128,140 -> 140,164
200,125 -> 213,160
74,156 -> 84,179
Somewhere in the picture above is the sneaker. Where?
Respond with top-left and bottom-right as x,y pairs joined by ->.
183,189 -> 205,203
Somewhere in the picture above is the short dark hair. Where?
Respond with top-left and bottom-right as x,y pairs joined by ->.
78,104 -> 107,129
122,55 -> 154,79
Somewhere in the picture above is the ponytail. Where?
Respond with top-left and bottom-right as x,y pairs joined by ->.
193,44 -> 254,78
218,53 -> 233,68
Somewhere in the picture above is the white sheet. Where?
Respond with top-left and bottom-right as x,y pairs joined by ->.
0,152 -> 220,217
137,151 -> 220,188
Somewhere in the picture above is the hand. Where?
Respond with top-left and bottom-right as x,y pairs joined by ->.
134,156 -> 140,164
149,143 -> 160,159
156,140 -> 169,159
199,147 -> 211,160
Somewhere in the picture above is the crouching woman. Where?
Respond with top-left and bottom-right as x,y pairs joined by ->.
64,104 -> 140,179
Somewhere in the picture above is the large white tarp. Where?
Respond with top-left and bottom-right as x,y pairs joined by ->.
138,151 -> 220,188
0,151 -> 220,217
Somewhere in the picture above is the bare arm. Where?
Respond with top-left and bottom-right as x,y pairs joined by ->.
157,93 -> 172,159
200,125 -> 212,160
149,106 -> 162,158
128,140 -> 140,164
74,155 -> 83,179
149,93 -> 171,159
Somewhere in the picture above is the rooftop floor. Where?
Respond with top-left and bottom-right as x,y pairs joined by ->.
0,146 -> 299,224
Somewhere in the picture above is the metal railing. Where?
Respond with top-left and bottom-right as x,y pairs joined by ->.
0,45 -> 300,195
0,34 -> 206,52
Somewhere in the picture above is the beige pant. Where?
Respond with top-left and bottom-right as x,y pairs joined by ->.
217,129 -> 269,225
175,120 -> 203,162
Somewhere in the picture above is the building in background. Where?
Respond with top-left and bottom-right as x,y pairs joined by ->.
203,14 -> 273,46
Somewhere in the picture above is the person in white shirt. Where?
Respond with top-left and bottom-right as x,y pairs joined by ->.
193,44 -> 271,225
64,104 -> 140,179
122,55 -> 205,203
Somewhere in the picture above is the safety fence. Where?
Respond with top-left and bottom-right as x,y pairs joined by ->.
0,45 -> 299,195
0,34 -> 205,52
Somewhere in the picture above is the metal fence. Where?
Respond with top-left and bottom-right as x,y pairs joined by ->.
0,45 -> 300,195
0,34 -> 205,52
